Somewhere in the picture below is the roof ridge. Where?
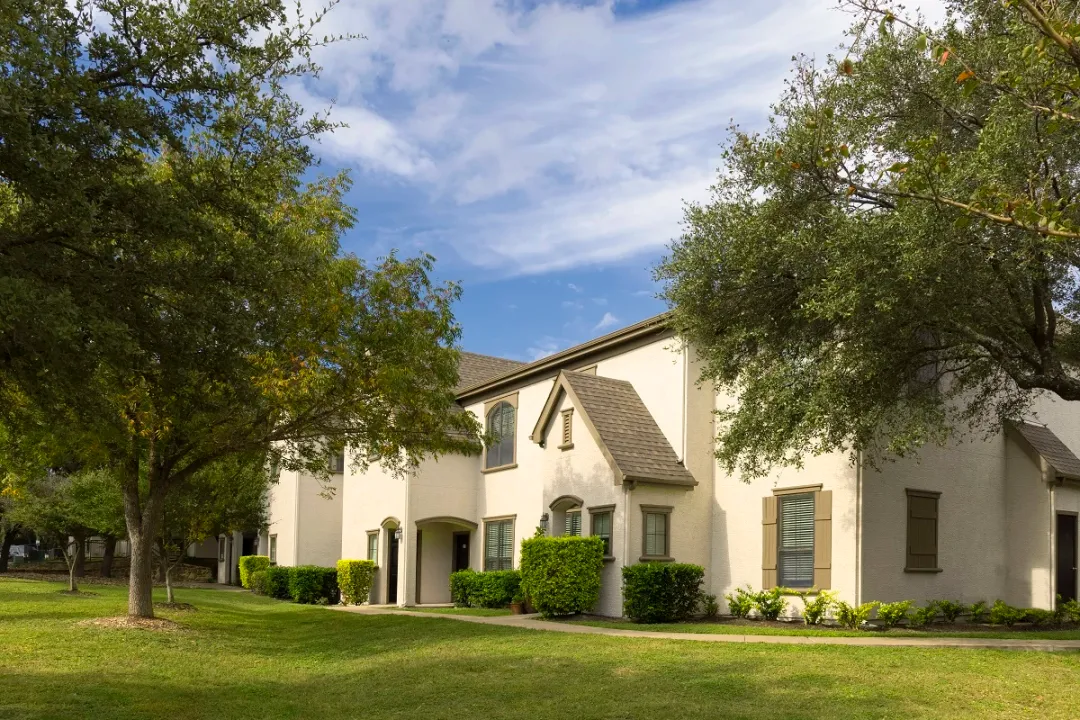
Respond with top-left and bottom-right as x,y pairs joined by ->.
459,350 -> 524,364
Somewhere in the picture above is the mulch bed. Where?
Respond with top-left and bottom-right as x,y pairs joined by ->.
574,614 -> 1078,634
76,616 -> 186,632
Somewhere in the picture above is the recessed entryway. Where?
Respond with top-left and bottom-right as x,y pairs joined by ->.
1057,513 -> 1078,604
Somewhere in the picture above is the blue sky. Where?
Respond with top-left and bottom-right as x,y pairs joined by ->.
292,0 -> 868,361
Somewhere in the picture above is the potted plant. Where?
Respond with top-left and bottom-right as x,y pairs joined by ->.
510,591 -> 525,615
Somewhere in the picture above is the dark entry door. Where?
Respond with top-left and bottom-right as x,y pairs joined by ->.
453,532 -> 470,572
387,530 -> 399,604
1057,514 -> 1078,604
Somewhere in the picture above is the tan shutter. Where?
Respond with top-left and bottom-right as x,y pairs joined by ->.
762,496 -> 777,589
813,490 -> 832,589
561,409 -> 573,447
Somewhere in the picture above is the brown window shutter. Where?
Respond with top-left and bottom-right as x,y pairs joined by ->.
906,491 -> 939,570
813,490 -> 832,589
762,495 -> 778,589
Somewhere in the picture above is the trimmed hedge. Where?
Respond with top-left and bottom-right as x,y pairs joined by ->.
449,569 -> 521,608
249,570 -> 269,596
520,535 -> 604,618
288,565 -> 339,605
238,555 -> 270,589
265,566 -> 291,600
337,559 -> 377,605
622,562 -> 704,623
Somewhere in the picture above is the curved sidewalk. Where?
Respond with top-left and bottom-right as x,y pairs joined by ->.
330,606 -> 1080,652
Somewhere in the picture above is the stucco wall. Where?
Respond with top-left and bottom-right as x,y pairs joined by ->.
417,525 -> 455,604
340,456 -> 407,604
296,471 -> 343,567
267,470 -> 299,567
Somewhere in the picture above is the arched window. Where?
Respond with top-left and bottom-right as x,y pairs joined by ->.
485,401 -> 516,469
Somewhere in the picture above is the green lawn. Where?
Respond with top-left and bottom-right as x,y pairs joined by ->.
565,617 -> 1080,640
2,579 -> 1079,720
401,606 -> 512,617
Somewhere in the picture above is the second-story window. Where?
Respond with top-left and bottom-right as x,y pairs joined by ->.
485,401 -> 516,469
329,450 -> 346,474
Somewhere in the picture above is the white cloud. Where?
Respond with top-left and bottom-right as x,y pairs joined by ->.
566,283 -> 583,293
525,336 -> 566,361
291,0 -> 947,275
593,312 -> 620,332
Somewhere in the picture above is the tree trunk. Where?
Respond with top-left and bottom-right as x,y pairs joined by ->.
73,532 -> 87,577
62,539 -> 78,593
100,536 -> 116,578
0,530 -> 14,573
165,564 -> 175,604
123,446 -> 168,619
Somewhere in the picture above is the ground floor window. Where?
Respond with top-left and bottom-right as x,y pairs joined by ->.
905,489 -> 940,572
590,508 -> 613,557
641,505 -> 671,560
564,509 -> 582,536
268,535 -> 277,565
218,536 -> 226,562
366,531 -> 379,563
778,493 -> 814,588
484,519 -> 514,571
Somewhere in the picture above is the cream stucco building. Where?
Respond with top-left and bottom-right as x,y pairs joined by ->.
267,313 -> 1080,616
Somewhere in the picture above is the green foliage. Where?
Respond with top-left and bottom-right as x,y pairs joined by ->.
657,0 -> 1080,478
936,600 -> 967,623
797,590 -> 837,626
989,600 -> 1026,627
336,560 -> 377,606
249,571 -> 269,597
909,601 -> 939,628
287,566 -> 339,605
519,536 -> 604,618
1025,608 -> 1054,627
448,569 -> 522,609
752,587 -> 788,621
239,556 -> 270,590
725,585 -> 755,619
1062,598 -> 1080,624
621,563 -> 705,623
700,594 -> 720,620
876,600 -> 914,629
967,600 -> 989,624
264,566 -> 292,600
835,601 -> 879,630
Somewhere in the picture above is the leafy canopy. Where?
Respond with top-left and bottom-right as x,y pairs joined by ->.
657,0 -> 1080,477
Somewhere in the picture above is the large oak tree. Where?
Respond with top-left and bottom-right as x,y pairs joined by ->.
657,0 -> 1080,477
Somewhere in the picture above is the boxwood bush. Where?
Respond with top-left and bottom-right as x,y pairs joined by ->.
248,570 -> 269,596
238,555 -> 270,589
448,569 -> 521,608
520,535 -> 604,617
264,566 -> 291,600
336,559 -> 377,605
622,562 -> 704,623
287,565 -> 339,605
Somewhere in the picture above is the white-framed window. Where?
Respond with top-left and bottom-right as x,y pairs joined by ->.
268,535 -> 277,565
485,402 -> 516,469
367,531 -> 379,564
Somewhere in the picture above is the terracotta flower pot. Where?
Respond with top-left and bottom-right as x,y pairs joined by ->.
510,601 -> 525,614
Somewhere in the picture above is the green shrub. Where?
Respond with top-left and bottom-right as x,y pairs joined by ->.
752,587 -> 787,621
336,559 -> 377,606
249,570 -> 268,596
835,601 -> 879,630
448,569 -> 521,608
519,535 -> 604,618
796,589 -> 837,626
264,566 -> 291,600
936,599 -> 966,623
1062,598 -> 1080,624
989,600 -> 1026,627
288,565 -> 338,605
725,585 -> 754,619
1025,608 -> 1054,626
622,563 -> 704,623
700,594 -> 720,620
967,600 -> 988,624
876,600 -> 913,628
909,601 -> 938,628
238,555 -> 270,589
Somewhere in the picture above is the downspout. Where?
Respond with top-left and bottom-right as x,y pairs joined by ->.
1049,479 -> 1056,609
855,450 -> 863,606
681,345 -> 688,461
622,479 -> 634,572
292,471 -> 301,566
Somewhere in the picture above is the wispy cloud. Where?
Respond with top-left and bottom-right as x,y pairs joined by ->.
292,0 -> 899,276
525,336 -> 566,361
593,312 -> 620,332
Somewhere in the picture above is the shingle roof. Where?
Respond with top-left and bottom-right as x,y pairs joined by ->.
455,352 -> 524,393
1013,421 -> 1080,479
558,371 -> 696,486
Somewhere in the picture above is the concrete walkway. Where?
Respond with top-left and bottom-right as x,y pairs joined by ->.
330,606 -> 1080,652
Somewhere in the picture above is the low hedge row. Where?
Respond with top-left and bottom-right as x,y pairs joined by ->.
449,569 -> 521,608
253,565 -> 339,605
622,562 -> 704,623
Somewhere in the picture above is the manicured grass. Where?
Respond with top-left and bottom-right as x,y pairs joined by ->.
565,617 -> 1080,640
2,578 -> 1080,720
402,606 -> 512,617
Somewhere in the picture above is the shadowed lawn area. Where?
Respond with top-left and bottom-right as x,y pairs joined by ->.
565,618 -> 1080,640
2,578 -> 1079,720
